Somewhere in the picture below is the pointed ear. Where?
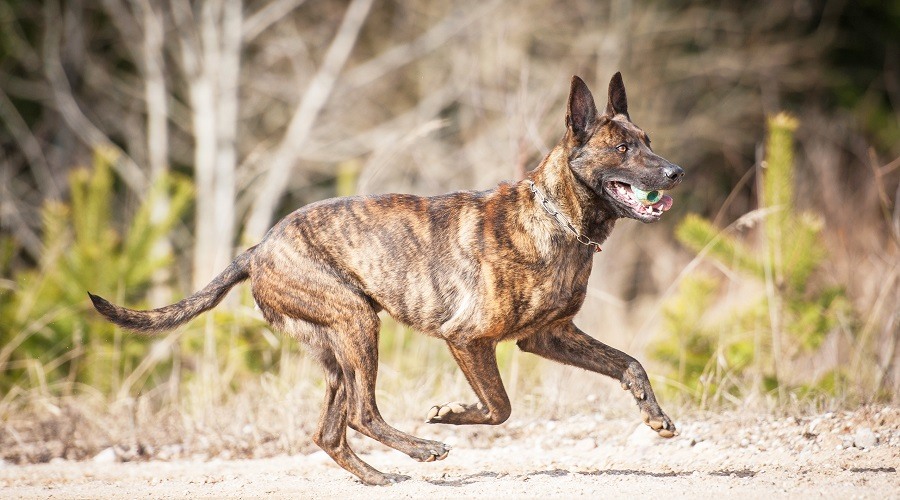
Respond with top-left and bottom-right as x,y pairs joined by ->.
566,75 -> 598,143
605,72 -> 629,119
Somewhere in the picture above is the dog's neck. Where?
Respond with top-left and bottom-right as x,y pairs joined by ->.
528,141 -> 618,247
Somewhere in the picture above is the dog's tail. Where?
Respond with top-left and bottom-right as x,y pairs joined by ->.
88,248 -> 255,334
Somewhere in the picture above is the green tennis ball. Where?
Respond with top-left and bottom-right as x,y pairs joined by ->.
632,187 -> 663,206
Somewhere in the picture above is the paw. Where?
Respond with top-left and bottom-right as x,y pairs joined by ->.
620,367 -> 677,438
365,472 -> 411,486
640,407 -> 677,438
409,440 -> 451,462
425,402 -> 470,423
421,447 -> 451,462
426,401 -> 508,425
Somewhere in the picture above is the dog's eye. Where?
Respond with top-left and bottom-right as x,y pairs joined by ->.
616,143 -> 629,153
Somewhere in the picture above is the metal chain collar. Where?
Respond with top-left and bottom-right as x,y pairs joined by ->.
526,180 -> 602,253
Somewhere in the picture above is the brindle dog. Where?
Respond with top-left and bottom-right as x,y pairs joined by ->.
90,73 -> 684,485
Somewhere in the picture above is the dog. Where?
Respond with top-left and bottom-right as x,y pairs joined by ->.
90,73 -> 684,485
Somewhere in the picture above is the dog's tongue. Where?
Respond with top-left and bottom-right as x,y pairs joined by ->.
653,195 -> 674,212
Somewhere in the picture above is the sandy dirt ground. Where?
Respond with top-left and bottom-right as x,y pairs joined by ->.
2,407 -> 898,499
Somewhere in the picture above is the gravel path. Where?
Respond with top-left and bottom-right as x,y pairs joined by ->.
2,407 -> 897,499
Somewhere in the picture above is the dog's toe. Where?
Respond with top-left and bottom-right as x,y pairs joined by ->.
426,402 -> 468,423
385,473 -> 411,484
639,404 -> 677,438
406,440 -> 450,462
364,472 -> 410,486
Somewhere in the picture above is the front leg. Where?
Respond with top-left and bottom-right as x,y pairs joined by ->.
517,322 -> 676,438
426,338 -> 511,425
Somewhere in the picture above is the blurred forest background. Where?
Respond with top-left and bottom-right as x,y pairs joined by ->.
1,0 -> 899,462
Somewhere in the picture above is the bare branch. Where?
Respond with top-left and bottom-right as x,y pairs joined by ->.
307,81 -> 463,162
0,87 -> 59,197
41,1 -> 147,194
99,0 -> 144,67
343,0 -> 502,91
0,175 -> 42,259
244,0 -> 375,240
242,0 -> 308,43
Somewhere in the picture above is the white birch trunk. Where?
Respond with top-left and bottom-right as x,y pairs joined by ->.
142,0 -> 168,182
178,0 -> 242,291
141,0 -> 172,307
212,0 -> 241,277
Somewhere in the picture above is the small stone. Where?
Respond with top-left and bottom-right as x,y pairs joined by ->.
694,440 -> 712,451
853,428 -> 877,449
627,426 -> 656,448
93,447 -> 118,463
808,417 -> 822,433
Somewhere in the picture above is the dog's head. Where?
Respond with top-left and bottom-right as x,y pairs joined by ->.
564,73 -> 684,223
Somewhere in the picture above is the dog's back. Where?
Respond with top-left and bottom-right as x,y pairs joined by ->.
249,183 -> 591,342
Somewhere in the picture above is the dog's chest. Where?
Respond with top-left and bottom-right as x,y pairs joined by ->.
438,253 -> 592,340
505,257 -> 591,329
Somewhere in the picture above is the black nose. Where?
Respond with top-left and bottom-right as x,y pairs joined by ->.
664,164 -> 684,181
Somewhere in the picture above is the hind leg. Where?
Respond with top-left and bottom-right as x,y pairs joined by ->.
310,346 -> 410,485
251,254 -> 448,467
334,311 -> 451,463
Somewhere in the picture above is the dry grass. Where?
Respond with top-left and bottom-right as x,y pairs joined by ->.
0,336 -> 652,465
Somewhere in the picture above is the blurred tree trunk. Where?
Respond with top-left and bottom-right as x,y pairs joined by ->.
142,1 -> 169,183
173,0 -> 242,290
141,0 -> 173,307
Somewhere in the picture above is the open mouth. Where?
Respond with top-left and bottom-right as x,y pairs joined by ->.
606,181 -> 674,220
